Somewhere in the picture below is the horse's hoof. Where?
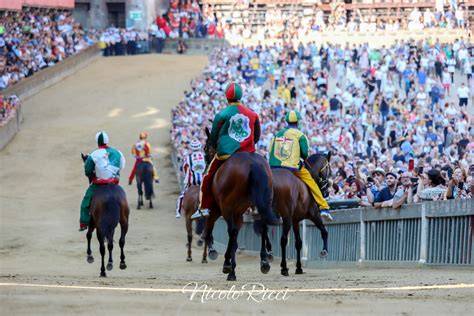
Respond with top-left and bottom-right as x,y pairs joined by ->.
208,249 -> 218,260
87,256 -> 94,264
106,263 -> 113,271
100,272 -> 106,277
197,239 -> 204,247
227,274 -> 237,281
320,249 -> 328,258
281,269 -> 289,277
267,252 -> 274,262
260,261 -> 271,274
201,259 -> 208,264
137,206 -> 141,210
119,262 -> 127,270
186,257 -> 192,262
222,264 -> 232,274
295,268 -> 304,275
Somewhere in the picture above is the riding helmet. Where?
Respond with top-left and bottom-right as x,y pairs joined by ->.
285,110 -> 302,124
225,82 -> 243,102
95,131 -> 109,146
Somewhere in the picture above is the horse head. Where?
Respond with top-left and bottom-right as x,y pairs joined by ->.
204,127 -> 216,164
81,153 -> 93,184
306,151 -> 332,198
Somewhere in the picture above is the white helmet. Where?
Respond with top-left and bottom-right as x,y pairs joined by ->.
189,139 -> 202,151
95,131 -> 109,146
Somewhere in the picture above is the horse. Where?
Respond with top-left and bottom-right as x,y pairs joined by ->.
135,160 -> 154,209
201,127 -> 278,281
255,152 -> 332,276
181,185 -> 209,262
81,154 -> 130,277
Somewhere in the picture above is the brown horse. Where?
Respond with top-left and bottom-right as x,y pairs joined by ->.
81,154 -> 130,277
255,152 -> 331,276
201,127 -> 278,281
181,185 -> 215,262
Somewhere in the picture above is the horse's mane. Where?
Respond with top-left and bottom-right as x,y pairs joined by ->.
307,153 -> 328,165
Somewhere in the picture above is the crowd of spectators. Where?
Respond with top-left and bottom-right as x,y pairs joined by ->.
0,9 -> 96,90
171,38 -> 474,209
155,0 -> 471,41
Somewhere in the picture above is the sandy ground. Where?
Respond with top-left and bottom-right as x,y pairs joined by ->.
1,54 -> 473,315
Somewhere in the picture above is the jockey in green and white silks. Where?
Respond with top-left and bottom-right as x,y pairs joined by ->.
79,131 -> 125,231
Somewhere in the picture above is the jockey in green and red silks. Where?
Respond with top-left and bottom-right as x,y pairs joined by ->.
191,82 -> 261,219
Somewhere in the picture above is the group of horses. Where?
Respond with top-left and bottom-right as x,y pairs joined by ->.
183,128 -> 331,281
81,127 -> 331,281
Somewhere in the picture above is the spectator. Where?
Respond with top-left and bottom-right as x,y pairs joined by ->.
415,169 -> 447,201
456,82 -> 469,107
392,171 -> 415,208
374,172 -> 399,208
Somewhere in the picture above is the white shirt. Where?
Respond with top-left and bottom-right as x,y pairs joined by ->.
457,86 -> 470,98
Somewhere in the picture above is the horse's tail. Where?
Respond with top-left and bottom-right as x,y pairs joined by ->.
100,198 -> 120,244
249,161 -> 279,226
144,163 -> 154,200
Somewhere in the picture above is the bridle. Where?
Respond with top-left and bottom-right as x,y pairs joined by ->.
306,157 -> 331,197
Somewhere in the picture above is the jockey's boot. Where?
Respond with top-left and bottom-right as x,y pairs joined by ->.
320,209 -> 333,221
191,208 -> 210,220
79,223 -> 88,231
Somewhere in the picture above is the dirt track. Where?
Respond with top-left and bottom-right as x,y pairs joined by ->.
0,55 -> 473,315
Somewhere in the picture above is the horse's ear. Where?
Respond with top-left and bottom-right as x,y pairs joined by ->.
326,151 -> 331,162
81,153 -> 87,162
205,127 -> 210,138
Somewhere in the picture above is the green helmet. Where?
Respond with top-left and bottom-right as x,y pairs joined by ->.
285,110 -> 302,124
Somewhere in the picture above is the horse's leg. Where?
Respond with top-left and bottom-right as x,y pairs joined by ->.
119,221 -> 128,270
222,217 -> 235,275
86,218 -> 95,264
97,230 -> 106,277
186,217 -> 193,262
265,229 -> 273,262
293,220 -> 304,275
280,217 -> 291,276
136,180 -> 143,209
149,198 -> 153,209
310,214 -> 329,258
260,223 -> 271,274
227,218 -> 242,282
106,231 -> 114,271
202,210 -> 219,263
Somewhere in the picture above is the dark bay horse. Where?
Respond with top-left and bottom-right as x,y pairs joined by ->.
81,154 -> 130,277
202,128 -> 278,281
181,185 -> 211,262
256,153 -> 331,276
135,160 -> 154,209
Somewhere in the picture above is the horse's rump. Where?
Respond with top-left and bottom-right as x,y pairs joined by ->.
212,152 -> 277,224
183,185 -> 199,215
136,161 -> 154,199
91,184 -> 129,242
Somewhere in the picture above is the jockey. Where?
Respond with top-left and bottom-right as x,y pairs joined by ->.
269,111 -> 333,221
191,82 -> 261,219
79,131 -> 125,231
128,132 -> 159,185
175,139 -> 206,218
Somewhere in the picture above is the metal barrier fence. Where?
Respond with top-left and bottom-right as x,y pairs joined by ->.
213,199 -> 474,267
